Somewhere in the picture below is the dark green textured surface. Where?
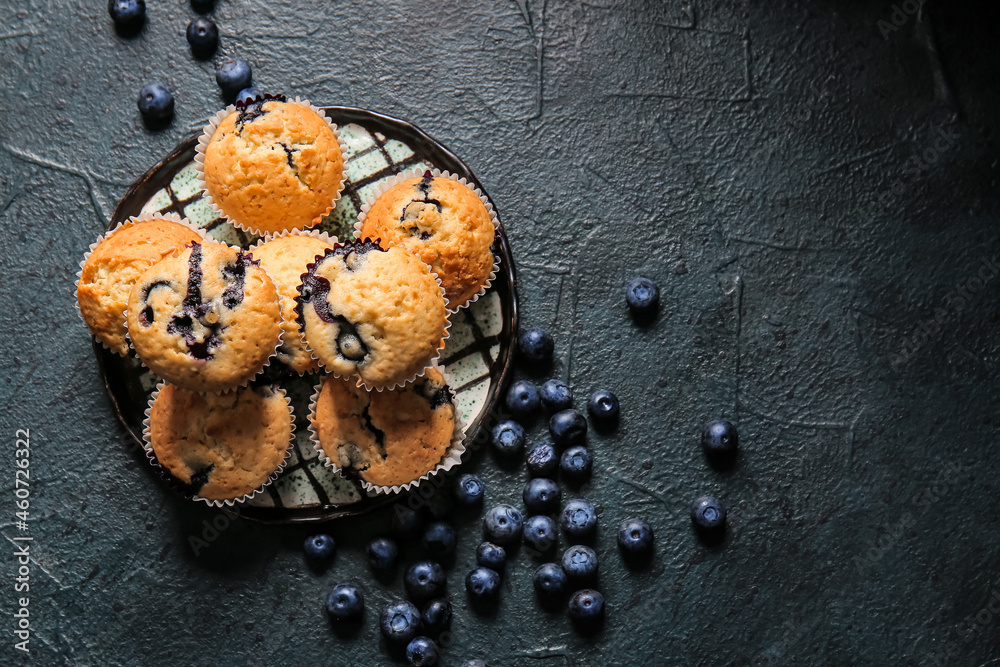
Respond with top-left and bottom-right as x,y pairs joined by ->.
2,1 -> 1000,665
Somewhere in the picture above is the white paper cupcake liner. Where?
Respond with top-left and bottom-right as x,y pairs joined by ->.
194,96 -> 348,236
142,381 -> 296,507
307,367 -> 467,496
75,212 -> 209,356
353,167 -> 500,313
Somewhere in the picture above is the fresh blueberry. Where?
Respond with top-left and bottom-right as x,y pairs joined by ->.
626,277 -> 659,316
526,443 -> 559,478
560,445 -> 593,482
303,534 -> 335,563
423,521 -> 456,558
491,420 -> 525,457
136,83 -> 174,122
523,478 -> 561,514
465,566 -> 501,602
420,598 -> 452,636
454,473 -> 485,507
475,542 -> 506,572
702,420 -> 738,457
691,496 -> 726,532
549,409 -> 587,447
567,589 -> 605,626
325,582 -> 364,622
392,506 -> 425,541
215,58 -> 252,94
518,327 -> 554,365
539,379 -> 573,412
236,86 -> 263,106
560,499 -> 598,540
108,0 -> 145,28
523,515 -> 558,554
406,636 -> 440,666
185,17 -> 218,56
367,536 -> 399,573
380,600 -> 421,644
532,562 -> 568,598
190,0 -> 216,12
618,518 -> 654,556
404,560 -> 446,600
562,545 -> 598,583
505,380 -> 541,420
587,389 -> 619,422
483,504 -> 523,545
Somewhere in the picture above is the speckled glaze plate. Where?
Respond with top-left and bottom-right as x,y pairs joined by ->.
97,106 -> 518,523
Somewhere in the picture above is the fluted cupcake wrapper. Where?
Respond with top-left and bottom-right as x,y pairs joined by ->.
193,96 -> 348,237
142,381 -> 296,507
75,212 -> 209,357
306,366 -> 468,496
353,167 -> 501,313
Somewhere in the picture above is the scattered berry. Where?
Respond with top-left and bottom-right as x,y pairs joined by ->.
420,598 -> 452,636
190,0 -> 216,12
483,504 -> 523,545
236,86 -> 263,106
691,496 -> 726,531
108,0 -> 145,28
560,499 -> 598,540
303,534 -> 335,563
523,515 -> 558,554
392,506 -> 425,541
539,379 -> 573,412
522,478 -> 561,515
423,521 -> 457,558
560,445 -> 593,482
562,545 -> 598,583
505,380 -> 541,420
406,636 -> 440,666
549,409 -> 587,447
533,562 -> 568,598
454,473 -> 485,507
325,582 -> 364,622
215,58 -> 252,94
475,542 -> 506,572
518,327 -> 554,365
380,600 -> 421,644
136,83 -> 174,121
491,420 -> 525,457
526,443 -> 559,478
568,589 -> 605,626
587,389 -> 620,422
404,560 -> 446,600
465,566 -> 501,602
702,420 -> 738,457
626,277 -> 659,316
185,17 -> 218,55
367,536 -> 399,573
617,518 -> 654,556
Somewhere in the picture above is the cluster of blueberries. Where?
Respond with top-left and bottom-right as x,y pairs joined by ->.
108,0 -> 262,122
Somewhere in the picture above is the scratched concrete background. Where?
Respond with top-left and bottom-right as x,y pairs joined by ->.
2,0 -> 1000,664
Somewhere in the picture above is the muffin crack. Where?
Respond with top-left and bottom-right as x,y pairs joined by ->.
277,142 -> 310,190
236,99 -> 269,129
360,401 -> 388,460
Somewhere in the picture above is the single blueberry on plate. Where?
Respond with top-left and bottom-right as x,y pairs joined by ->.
303,534 -> 335,562
483,504 -> 523,545
702,419 -> 738,457
617,518 -> 654,556
136,83 -> 174,121
185,17 -> 218,56
476,542 -> 506,572
505,379 -> 541,420
325,582 -> 364,622
549,409 -> 587,447
108,0 -> 145,27
539,379 -> 573,412
523,478 -> 561,515
587,389 -> 620,422
491,420 -> 525,457
380,600 -> 421,644
423,521 -> 456,558
526,443 -> 559,478
561,545 -> 598,583
404,560 -> 446,600
465,566 -> 501,602
406,636 -> 439,666
533,562 -> 568,598
691,496 -> 726,531
560,499 -> 598,540
421,598 -> 452,636
392,505 -> 425,540
215,58 -> 252,94
560,445 -> 593,482
568,589 -> 605,626
523,515 -> 558,554
626,277 -> 659,316
236,86 -> 263,106
454,473 -> 485,507
518,327 -> 554,365
367,536 -> 399,573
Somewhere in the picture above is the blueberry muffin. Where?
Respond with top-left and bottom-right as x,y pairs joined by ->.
126,241 -> 282,393
297,240 -> 448,389
311,367 -> 458,488
200,97 -> 344,235
250,232 -> 336,374
147,383 -> 292,502
358,172 -> 496,309
77,216 -> 203,355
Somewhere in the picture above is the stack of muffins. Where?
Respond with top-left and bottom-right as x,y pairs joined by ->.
76,95 -> 499,504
